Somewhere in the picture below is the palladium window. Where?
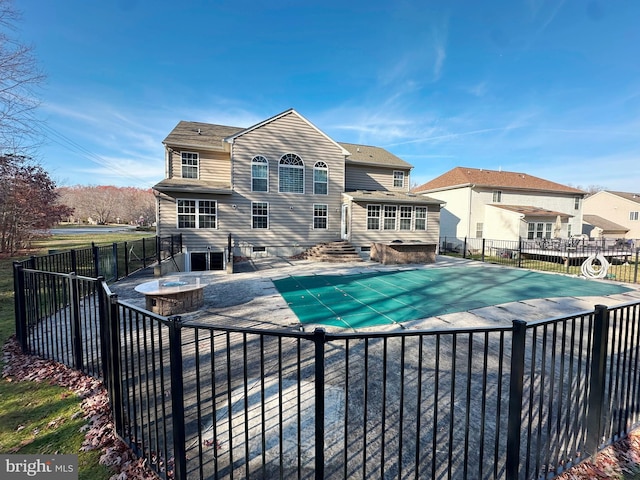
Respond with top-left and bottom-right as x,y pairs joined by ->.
279,153 -> 304,193
630,211 -> 639,221
251,156 -> 268,192
252,202 -> 268,229
383,205 -> 397,230
393,171 -> 405,188
399,206 -> 412,230
181,152 -> 199,179
415,207 -> 427,230
313,162 -> 328,195
177,199 -> 216,229
313,204 -> 328,229
367,205 -> 381,230
493,190 -> 502,202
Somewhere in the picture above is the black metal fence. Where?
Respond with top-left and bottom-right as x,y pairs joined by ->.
440,236 -> 640,284
14,234 -> 182,283
12,263 -> 640,479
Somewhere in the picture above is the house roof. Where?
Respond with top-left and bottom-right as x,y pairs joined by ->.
163,111 -> 412,170
153,178 -> 233,194
412,167 -> 585,195
339,143 -> 413,169
599,190 -> 640,205
583,214 -> 629,233
490,204 -> 573,219
163,121 -> 243,152
343,190 -> 443,205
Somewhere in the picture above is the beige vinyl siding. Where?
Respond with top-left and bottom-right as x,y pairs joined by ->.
168,149 -> 231,182
347,201 -> 440,247
345,164 -> 410,192
227,111 -> 345,247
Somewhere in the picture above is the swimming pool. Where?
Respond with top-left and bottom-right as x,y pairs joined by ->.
273,266 -> 633,329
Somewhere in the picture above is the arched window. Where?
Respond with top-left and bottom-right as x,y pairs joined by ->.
313,161 -> 328,195
251,156 -> 268,192
279,153 -> 304,193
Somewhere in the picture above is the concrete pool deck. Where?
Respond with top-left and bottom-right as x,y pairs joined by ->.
111,255 -> 640,332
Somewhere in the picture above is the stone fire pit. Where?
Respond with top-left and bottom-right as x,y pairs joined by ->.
134,276 -> 206,316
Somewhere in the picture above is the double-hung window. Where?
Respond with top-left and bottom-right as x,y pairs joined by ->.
252,202 -> 268,229
399,206 -> 412,230
367,205 -> 381,230
177,199 -> 216,229
493,190 -> 502,202
181,152 -> 199,179
383,205 -> 397,230
279,154 -> 304,193
251,156 -> 268,192
630,211 -> 639,221
393,171 -> 405,188
313,204 -> 328,229
415,207 -> 427,230
314,162 -> 328,195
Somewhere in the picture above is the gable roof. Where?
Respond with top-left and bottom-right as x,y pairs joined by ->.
412,167 -> 585,195
339,142 -> 412,169
583,214 -> 629,233
597,190 -> 640,205
490,204 -> 573,219
224,108 -> 351,156
163,121 -> 243,151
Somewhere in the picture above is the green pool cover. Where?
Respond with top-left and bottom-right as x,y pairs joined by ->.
273,266 -> 633,329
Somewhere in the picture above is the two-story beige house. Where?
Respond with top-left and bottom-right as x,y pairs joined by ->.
412,167 -> 586,241
583,191 -> 640,240
154,109 -> 442,270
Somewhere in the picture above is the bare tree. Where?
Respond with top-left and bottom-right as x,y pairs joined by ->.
0,0 -> 45,155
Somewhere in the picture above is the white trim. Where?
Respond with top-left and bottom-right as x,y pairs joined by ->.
251,201 -> 269,229
176,198 -> 217,229
251,155 -> 269,192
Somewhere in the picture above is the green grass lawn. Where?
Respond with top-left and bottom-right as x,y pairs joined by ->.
0,231 -> 153,479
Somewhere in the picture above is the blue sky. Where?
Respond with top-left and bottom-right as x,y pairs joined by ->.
17,0 -> 640,191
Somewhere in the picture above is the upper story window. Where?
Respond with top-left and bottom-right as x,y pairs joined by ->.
177,199 -> 216,229
181,152 -> 199,179
393,171 -> 405,188
631,211 -> 639,221
493,190 -> 502,203
574,196 -> 581,210
313,162 -> 328,195
279,153 -> 304,193
251,156 -> 268,192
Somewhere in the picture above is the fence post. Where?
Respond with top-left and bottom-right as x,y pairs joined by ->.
13,262 -> 28,352
68,273 -> 84,371
634,248 -> 639,284
142,238 -> 147,269
168,316 -> 187,480
313,328 -> 326,480
506,319 -> 527,479
92,242 -> 100,278
586,304 -> 610,455
71,249 -> 77,274
156,236 -> 162,266
463,237 -> 468,259
96,276 -> 110,385
124,241 -> 129,277
518,238 -> 523,268
481,238 -> 486,262
112,242 -> 119,281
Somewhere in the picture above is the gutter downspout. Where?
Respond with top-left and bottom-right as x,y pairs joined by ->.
467,184 -> 475,238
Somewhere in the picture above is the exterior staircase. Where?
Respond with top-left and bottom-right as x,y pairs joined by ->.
302,240 -> 364,263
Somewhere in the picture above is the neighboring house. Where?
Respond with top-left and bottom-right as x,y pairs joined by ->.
583,191 -> 640,240
412,167 -> 586,241
154,109 -> 442,270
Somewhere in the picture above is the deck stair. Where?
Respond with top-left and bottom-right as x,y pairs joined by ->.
302,240 -> 363,263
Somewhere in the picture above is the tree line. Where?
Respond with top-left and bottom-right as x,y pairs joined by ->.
57,185 -> 156,226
